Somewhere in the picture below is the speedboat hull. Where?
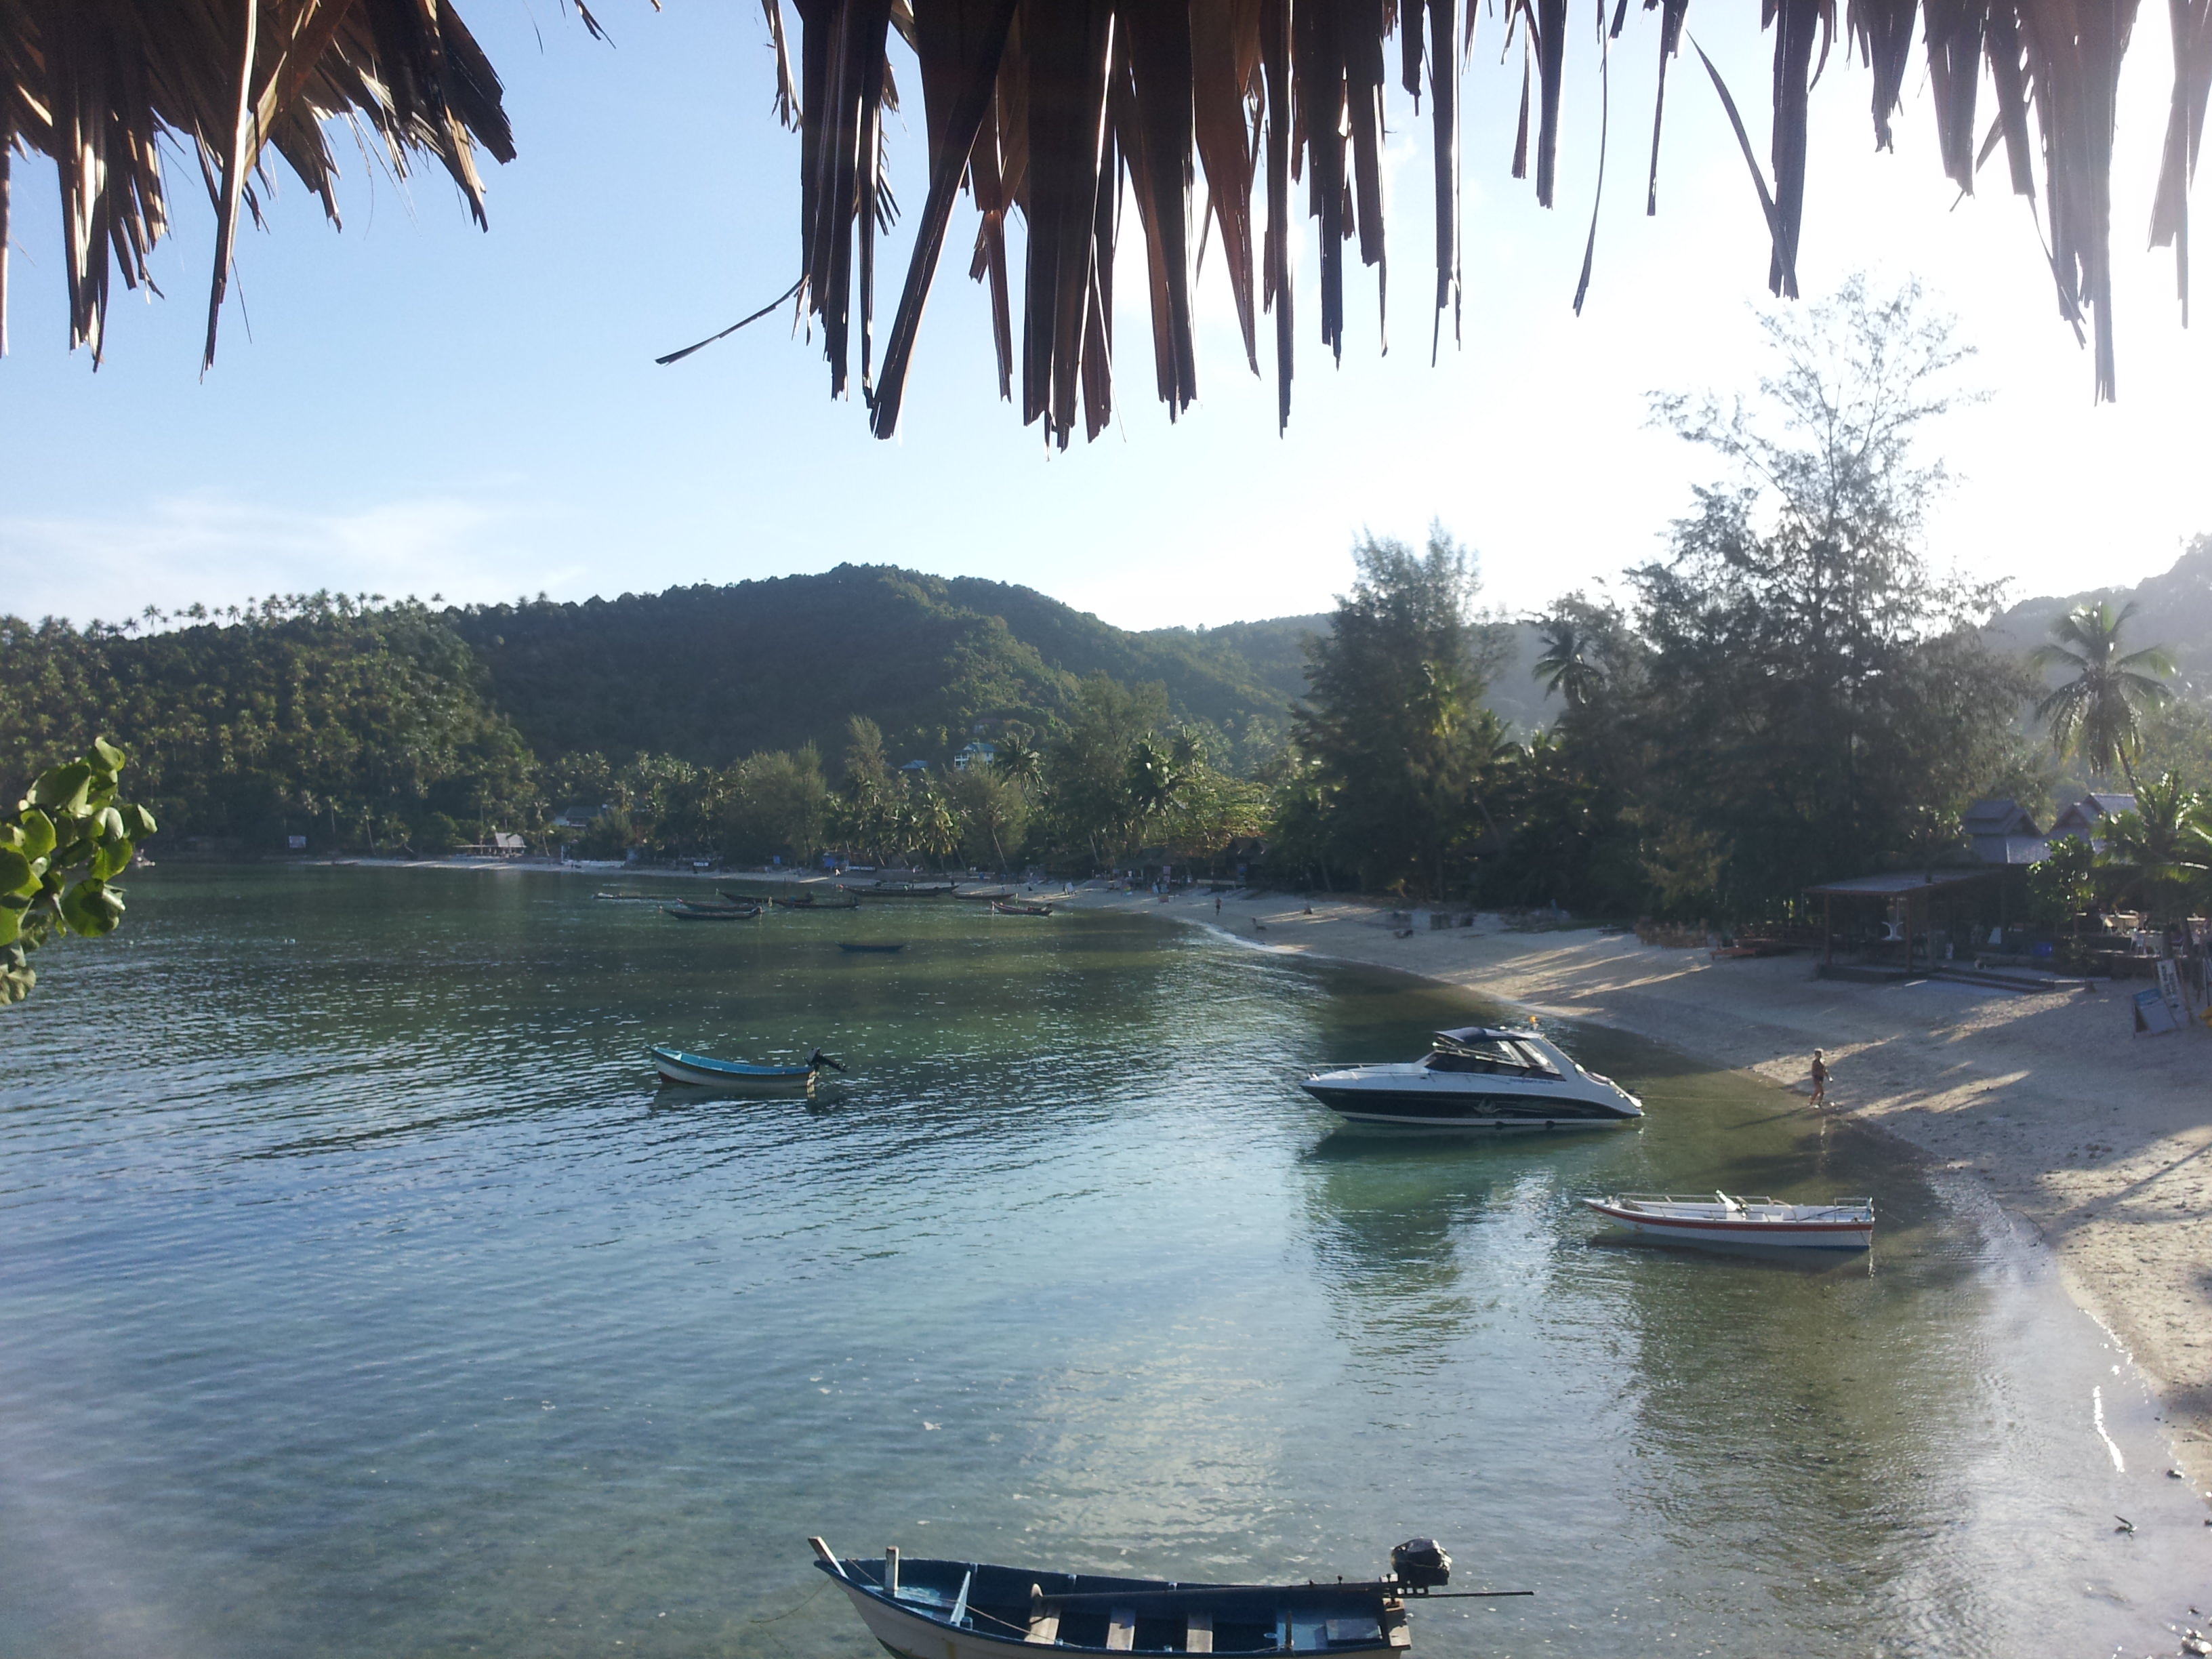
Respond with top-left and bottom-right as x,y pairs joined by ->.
1300,1082 -> 1639,1128
1583,1194 -> 1874,1248
814,1549 -> 1410,1656
1301,1027 -> 1643,1130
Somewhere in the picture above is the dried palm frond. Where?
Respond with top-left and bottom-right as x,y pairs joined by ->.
0,0 -> 515,369
767,0 -> 2207,440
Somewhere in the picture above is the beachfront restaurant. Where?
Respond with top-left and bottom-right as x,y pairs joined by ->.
1806,869 -> 2001,979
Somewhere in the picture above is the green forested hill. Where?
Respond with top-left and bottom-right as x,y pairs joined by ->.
1984,535 -> 2212,691
451,566 -> 1294,768
1,571 -> 1303,846
1143,615 -> 1326,706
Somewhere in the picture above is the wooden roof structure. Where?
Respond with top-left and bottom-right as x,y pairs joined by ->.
4,0 -> 2207,427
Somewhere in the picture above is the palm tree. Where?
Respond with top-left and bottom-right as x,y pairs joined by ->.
994,735 -> 1043,791
2098,773 -> 2212,921
909,784 -> 962,873
2032,602 -> 2175,787
1124,737 -> 1192,825
1532,621 -> 1608,708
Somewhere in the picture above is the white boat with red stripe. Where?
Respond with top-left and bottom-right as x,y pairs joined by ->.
1583,1191 -> 1875,1248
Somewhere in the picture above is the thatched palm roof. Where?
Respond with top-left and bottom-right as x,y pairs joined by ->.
777,0 -> 2210,441
5,0 -> 2206,428
0,0 -> 516,368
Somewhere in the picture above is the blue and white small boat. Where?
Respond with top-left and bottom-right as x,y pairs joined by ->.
650,1045 -> 844,1092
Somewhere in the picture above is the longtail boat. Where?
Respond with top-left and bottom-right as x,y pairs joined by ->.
1582,1192 -> 1875,1248
991,900 -> 1054,916
662,900 -> 760,920
809,1536 -> 1519,1656
650,1046 -> 844,1090
838,941 -> 905,954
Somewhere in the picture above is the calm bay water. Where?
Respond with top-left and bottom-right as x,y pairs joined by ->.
1,867 -> 2203,1658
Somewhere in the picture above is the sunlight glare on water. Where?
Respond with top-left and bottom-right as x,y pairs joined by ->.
0,867 -> 2201,1658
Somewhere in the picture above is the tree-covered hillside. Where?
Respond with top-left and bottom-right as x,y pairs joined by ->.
1986,536 -> 2212,692
451,567 -> 1293,769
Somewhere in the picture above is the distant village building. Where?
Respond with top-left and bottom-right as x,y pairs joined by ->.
1961,798 -> 2048,866
1957,792 -> 2139,868
2048,793 -> 2137,840
953,740 -> 997,771
899,759 -> 931,781
460,831 -> 528,857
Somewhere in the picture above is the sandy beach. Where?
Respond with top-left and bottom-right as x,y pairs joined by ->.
1059,882 -> 2212,1485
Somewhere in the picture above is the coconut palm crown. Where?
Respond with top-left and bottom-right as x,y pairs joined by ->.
2097,773 -> 2212,921
1532,619 -> 1607,708
2032,601 -> 2176,787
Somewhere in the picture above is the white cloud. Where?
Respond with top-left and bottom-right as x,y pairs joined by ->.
0,489 -> 588,623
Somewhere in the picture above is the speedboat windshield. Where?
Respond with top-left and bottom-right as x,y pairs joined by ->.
1425,1032 -> 1561,1076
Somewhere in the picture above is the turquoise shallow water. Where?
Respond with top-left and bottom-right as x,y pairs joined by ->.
1,867 -> 2204,1658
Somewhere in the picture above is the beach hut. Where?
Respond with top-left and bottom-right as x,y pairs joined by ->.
2049,794 -> 2139,842
1961,799 -> 2048,867
1806,870 -> 1997,979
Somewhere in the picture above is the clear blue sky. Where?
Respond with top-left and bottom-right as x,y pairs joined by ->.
2,1 -> 2205,632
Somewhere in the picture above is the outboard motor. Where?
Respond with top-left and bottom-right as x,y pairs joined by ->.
1390,1538 -> 1452,1591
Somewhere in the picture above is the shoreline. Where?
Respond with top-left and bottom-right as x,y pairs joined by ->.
1053,882 -> 2212,1490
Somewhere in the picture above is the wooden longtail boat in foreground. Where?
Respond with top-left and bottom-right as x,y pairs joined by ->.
1583,1193 -> 1875,1248
810,1537 -> 1513,1656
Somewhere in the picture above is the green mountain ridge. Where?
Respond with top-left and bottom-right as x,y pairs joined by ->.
451,565 -> 1298,769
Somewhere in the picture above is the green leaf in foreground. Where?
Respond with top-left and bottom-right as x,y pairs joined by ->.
60,879 -> 125,937
2,739 -> 157,1007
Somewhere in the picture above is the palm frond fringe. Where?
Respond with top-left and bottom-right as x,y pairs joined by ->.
0,0 -> 513,370
3,0 -> 2206,424
781,0 -> 2208,440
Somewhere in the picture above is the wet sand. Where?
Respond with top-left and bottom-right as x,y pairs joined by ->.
1066,884 -> 2212,1488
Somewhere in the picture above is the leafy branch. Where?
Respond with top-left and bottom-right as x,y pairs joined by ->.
1,739 -> 158,1006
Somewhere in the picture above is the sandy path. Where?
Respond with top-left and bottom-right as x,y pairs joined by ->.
1064,884 -> 2212,1481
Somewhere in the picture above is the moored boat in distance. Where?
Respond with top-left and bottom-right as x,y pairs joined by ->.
650,1046 -> 844,1091
663,900 -> 760,920
838,941 -> 906,954
1583,1192 -> 1875,1248
991,900 -> 1054,916
865,880 -> 958,897
809,1535 -> 1511,1656
1300,1027 -> 1643,1130
724,886 -> 862,910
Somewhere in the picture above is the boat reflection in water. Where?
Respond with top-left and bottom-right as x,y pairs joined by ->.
1300,1027 -> 1644,1130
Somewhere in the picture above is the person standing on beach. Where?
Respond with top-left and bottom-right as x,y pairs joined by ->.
1810,1049 -> 1830,1107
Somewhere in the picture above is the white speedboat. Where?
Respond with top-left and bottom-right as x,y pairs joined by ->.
1299,1026 -> 1643,1129
1582,1192 -> 1875,1248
